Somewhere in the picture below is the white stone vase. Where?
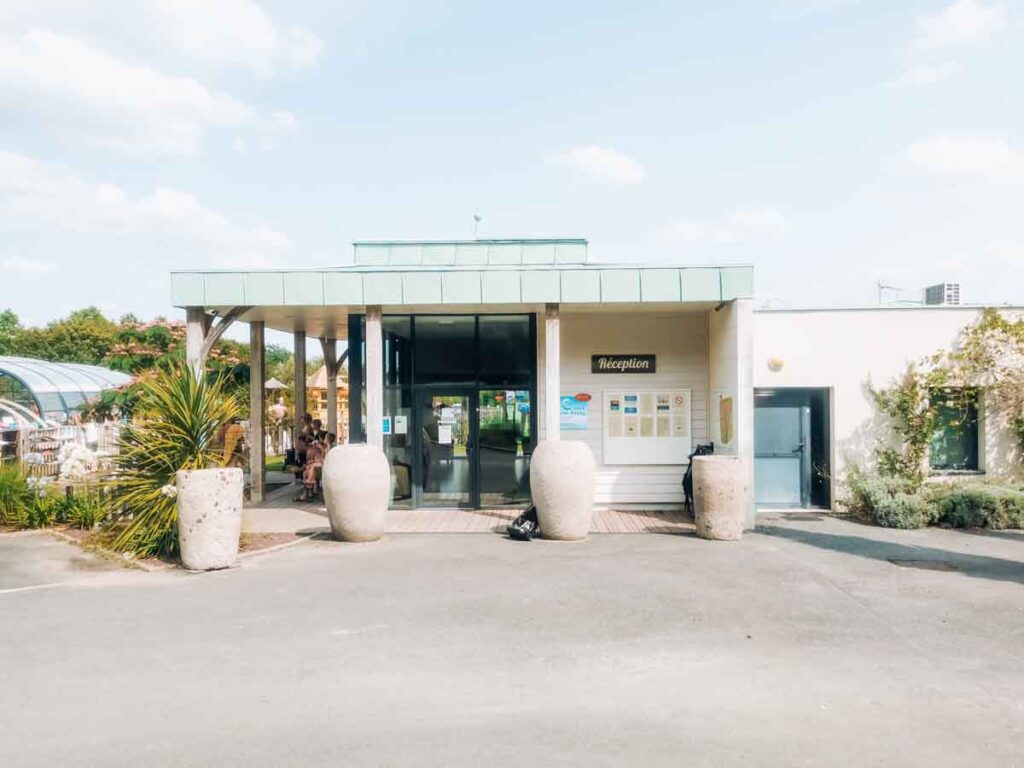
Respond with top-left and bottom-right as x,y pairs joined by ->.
176,467 -> 244,570
322,444 -> 390,542
693,455 -> 749,541
530,440 -> 596,541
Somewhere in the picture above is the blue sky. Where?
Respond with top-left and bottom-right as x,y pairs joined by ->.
2,0 -> 1022,340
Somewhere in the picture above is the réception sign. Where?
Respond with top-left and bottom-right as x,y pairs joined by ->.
591,354 -> 656,374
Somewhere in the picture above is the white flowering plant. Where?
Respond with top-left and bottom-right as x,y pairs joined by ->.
58,442 -> 100,481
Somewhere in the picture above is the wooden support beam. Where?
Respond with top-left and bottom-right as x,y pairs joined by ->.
185,308 -> 206,379
199,306 -> 248,364
319,337 -> 338,437
184,306 -> 249,379
293,330 -> 306,448
249,321 -> 266,504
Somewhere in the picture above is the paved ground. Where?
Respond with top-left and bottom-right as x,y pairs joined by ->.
1,517 -> 1022,767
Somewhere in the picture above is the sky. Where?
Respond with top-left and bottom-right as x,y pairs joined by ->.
1,0 -> 1023,344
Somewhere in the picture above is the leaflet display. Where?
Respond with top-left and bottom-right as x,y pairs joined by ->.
603,389 -> 691,465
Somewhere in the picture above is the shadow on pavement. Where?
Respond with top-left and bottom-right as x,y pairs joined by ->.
757,523 -> 1024,586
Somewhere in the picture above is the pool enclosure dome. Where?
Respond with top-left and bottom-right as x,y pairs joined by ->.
0,356 -> 132,424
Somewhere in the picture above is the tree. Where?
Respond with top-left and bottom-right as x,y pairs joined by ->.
8,306 -> 117,364
0,309 -> 20,355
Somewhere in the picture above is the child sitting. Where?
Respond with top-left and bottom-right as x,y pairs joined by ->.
298,436 -> 324,502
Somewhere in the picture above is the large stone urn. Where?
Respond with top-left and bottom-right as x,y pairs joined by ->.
693,455 -> 749,541
176,467 -> 244,570
530,440 -> 596,540
322,444 -> 390,542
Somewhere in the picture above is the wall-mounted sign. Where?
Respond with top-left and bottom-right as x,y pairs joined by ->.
603,389 -> 691,465
560,395 -> 589,431
591,354 -> 656,374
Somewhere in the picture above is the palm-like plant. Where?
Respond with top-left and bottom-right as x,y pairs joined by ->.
0,464 -> 32,527
106,364 -> 241,557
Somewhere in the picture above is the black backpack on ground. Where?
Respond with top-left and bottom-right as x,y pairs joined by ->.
682,442 -> 715,516
507,505 -> 539,541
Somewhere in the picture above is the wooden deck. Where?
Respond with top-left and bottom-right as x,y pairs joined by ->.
245,483 -> 694,535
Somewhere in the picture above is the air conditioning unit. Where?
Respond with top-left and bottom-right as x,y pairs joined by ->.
924,282 -> 961,306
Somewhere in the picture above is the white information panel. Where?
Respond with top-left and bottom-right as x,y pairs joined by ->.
603,389 -> 691,465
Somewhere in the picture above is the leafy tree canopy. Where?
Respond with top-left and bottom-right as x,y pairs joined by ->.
0,306 -> 294,419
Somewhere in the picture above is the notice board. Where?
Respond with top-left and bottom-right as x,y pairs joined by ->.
602,389 -> 692,465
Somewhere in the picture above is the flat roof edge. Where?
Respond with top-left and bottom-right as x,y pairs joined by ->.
169,262 -> 755,275
353,238 -> 588,246
755,304 -> 1024,313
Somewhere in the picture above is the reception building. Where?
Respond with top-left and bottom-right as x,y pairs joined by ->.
172,239 -> 1022,524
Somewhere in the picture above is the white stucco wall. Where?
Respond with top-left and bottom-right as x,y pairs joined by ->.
538,309 -> 710,506
708,298 -> 756,525
753,306 -> 1024,497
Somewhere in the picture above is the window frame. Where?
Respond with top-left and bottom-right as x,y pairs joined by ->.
928,387 -> 980,472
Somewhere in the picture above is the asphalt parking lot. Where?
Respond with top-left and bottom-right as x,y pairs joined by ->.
1,517 -> 1021,767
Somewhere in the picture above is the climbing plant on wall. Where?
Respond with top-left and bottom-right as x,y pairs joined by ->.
870,309 -> 1024,485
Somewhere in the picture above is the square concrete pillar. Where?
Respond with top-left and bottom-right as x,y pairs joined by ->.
365,306 -> 384,448
544,303 -> 560,442
707,298 -> 755,527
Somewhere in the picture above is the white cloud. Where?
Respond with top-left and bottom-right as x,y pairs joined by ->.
657,207 -> 789,248
983,239 -> 1024,266
911,0 -> 1008,52
2,254 -> 56,275
145,0 -> 322,74
0,29 -> 295,155
889,61 -> 960,88
270,110 -> 299,130
905,136 -> 1024,178
547,145 -> 646,185
0,151 -> 292,260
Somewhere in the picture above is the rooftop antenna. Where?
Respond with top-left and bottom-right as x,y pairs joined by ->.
877,280 -> 901,305
473,213 -> 482,239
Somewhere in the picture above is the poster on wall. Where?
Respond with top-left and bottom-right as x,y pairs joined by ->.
559,395 -> 589,431
603,389 -> 691,465
437,423 -> 453,445
712,390 -> 735,451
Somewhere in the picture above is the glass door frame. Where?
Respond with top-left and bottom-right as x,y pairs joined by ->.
412,385 -> 480,509
347,312 -> 540,509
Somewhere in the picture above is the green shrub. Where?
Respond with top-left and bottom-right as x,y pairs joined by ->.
0,464 -> 32,527
846,470 -> 937,529
929,485 -> 1024,530
105,364 -> 240,558
25,491 -> 59,529
53,491 -> 107,529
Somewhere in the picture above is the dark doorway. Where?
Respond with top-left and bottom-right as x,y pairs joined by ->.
348,314 -> 537,509
754,388 -> 830,509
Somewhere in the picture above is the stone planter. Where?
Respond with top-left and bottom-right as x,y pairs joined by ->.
530,440 -> 596,540
322,444 -> 390,542
176,467 -> 244,570
693,455 -> 749,541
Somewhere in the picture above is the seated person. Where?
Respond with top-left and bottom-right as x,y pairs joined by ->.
291,436 -> 308,483
298,437 -> 324,502
312,418 -> 327,443
325,432 -> 337,451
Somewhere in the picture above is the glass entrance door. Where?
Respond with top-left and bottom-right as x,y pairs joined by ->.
755,404 -> 812,507
417,391 -> 474,507
478,389 -> 532,507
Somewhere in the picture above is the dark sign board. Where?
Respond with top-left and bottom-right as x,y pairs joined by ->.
591,354 -> 656,374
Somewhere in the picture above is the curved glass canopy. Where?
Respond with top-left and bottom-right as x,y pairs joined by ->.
0,356 -> 132,423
